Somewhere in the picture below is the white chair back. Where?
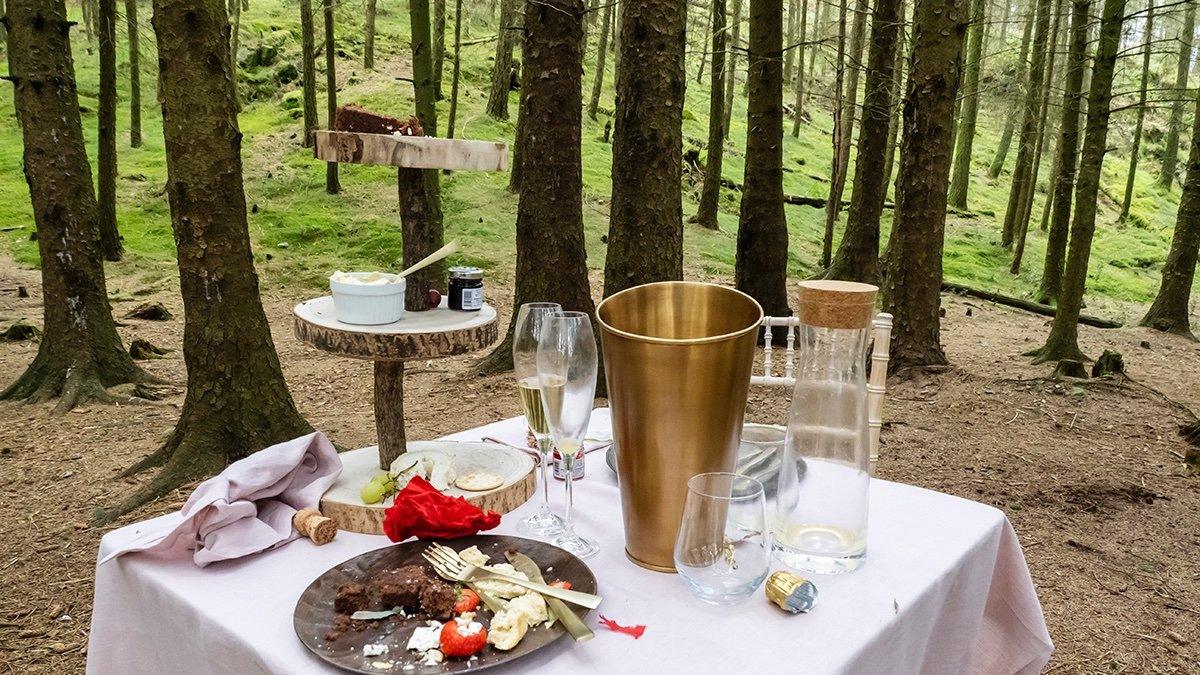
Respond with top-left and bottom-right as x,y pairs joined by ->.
750,313 -> 894,474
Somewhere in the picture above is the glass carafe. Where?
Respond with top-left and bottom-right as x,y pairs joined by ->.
773,281 -> 877,574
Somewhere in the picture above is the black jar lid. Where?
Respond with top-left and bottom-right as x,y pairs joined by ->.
449,266 -> 484,280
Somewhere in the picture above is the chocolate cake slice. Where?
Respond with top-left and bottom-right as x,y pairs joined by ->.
334,103 -> 424,137
367,564 -> 457,620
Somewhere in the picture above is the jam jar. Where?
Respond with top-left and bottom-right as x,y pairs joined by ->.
448,266 -> 484,311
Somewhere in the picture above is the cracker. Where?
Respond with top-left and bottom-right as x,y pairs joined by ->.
455,471 -> 503,491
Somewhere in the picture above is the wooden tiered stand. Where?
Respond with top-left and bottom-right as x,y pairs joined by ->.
294,130 -> 527,534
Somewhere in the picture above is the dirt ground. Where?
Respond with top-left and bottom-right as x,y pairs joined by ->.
0,254 -> 1198,674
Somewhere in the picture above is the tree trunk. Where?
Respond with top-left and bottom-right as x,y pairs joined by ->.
723,0 -> 742,137
2,0 -> 148,412
988,5 -> 1035,178
300,0 -> 319,147
825,0 -> 903,284
603,0 -> 686,296
125,0 -> 141,148
486,0 -> 517,119
947,0 -> 986,209
97,0 -> 122,261
807,0 -> 825,80
882,3 -> 907,193
446,0 -> 463,138
691,0 -> 727,229
1010,0 -> 1064,272
587,0 -> 613,119
477,0 -> 598,374
229,0 -> 240,67
1159,0 -> 1195,189
1119,0 -> 1154,221
882,0 -> 968,372
790,0 -> 808,136
323,0 -> 340,193
822,0 -> 849,268
433,0 -> 446,100
822,0 -> 870,267
734,0 -> 790,320
106,0 -> 314,519
405,0 -> 446,307
1033,0 -> 1126,363
364,0 -> 377,69
1035,0 -> 1089,304
695,1 -> 711,84
1141,86 -> 1200,337
784,0 -> 797,82
1000,0 -> 1050,248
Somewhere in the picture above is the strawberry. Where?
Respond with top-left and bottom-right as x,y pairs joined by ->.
549,580 -> 572,590
439,618 -> 487,658
453,588 -> 480,614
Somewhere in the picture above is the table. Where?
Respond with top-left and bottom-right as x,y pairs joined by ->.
88,411 -> 1054,674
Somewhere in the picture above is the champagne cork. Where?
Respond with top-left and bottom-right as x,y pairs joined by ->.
293,508 -> 337,545
765,571 -> 819,614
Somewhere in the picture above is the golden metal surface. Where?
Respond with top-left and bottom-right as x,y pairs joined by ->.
597,282 -> 763,572
765,571 -> 819,613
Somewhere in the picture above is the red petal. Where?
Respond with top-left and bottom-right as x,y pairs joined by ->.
598,614 -> 646,639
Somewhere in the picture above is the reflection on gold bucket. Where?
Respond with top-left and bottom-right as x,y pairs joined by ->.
597,282 -> 763,572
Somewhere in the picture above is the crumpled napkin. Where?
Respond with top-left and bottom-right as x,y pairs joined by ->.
383,475 -> 501,541
99,432 -> 342,567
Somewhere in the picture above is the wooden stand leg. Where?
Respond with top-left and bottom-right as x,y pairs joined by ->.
374,360 -> 407,469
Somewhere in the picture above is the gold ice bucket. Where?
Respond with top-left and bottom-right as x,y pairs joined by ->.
597,281 -> 763,572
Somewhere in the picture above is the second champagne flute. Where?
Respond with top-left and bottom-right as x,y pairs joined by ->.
537,311 -> 600,558
513,302 -> 564,537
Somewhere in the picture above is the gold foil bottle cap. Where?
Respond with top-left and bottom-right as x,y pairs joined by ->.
765,571 -> 818,614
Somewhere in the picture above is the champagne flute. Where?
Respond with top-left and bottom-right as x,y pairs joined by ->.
537,311 -> 599,558
514,302 -> 565,537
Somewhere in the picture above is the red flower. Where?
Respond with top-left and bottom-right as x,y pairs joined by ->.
382,475 -> 501,542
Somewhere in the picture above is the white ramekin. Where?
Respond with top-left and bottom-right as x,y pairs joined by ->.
329,272 -> 406,325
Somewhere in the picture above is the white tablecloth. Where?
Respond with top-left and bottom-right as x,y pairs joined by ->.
88,411 -> 1053,674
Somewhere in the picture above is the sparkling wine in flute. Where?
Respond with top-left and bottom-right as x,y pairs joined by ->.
518,376 -> 550,437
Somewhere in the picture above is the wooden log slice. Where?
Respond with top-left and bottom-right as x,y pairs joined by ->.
294,296 -> 497,361
313,130 -> 509,172
321,443 -> 537,535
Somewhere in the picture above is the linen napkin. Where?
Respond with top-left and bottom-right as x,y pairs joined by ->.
99,431 -> 342,567
383,475 -> 501,541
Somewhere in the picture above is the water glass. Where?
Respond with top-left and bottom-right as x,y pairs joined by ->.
674,472 -> 770,605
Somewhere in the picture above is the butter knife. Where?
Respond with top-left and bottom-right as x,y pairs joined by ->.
506,551 -> 595,642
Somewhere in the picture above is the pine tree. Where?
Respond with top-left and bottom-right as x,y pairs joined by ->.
364,0 -> 378,69
446,0 -> 463,138
823,0 -> 870,267
826,0 -> 904,284
735,0 -> 790,320
487,0 -> 518,119
947,0 -> 986,209
692,0 -> 727,230
1000,0 -> 1051,248
108,0 -> 314,519
724,0 -> 743,137
126,0 -> 141,147
2,0 -> 149,412
1036,0 -> 1089,304
1033,0 -> 1127,363
433,0 -> 446,99
882,0 -> 969,371
1120,0 -> 1155,222
604,0 -> 686,296
323,0 -> 340,193
477,0 -> 598,373
989,6 -> 1035,178
1142,86 -> 1200,337
587,0 -> 613,119
1159,0 -> 1195,189
790,0 -> 809,136
97,0 -> 122,260
300,0 -> 319,147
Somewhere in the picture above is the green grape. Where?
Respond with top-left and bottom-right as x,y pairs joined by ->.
360,481 -> 386,504
371,470 -> 391,485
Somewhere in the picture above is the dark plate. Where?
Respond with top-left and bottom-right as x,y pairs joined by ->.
294,535 -> 597,674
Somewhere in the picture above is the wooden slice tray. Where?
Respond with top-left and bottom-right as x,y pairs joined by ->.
322,441 -> 536,535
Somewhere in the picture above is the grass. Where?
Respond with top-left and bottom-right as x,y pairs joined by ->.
0,0 -> 1183,317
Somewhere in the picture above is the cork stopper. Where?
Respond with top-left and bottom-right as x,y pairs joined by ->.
797,280 -> 878,329
293,508 -> 337,545
765,571 -> 819,614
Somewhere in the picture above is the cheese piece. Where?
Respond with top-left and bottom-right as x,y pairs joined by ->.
505,592 -> 548,626
458,546 -> 490,567
469,563 -> 528,599
486,609 -> 529,651
405,621 -> 443,652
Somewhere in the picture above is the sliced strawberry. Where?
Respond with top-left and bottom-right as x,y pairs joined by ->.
549,580 -> 572,590
453,588 -> 480,614
439,618 -> 487,658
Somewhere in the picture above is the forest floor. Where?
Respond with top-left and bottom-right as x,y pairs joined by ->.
0,254 -> 1198,673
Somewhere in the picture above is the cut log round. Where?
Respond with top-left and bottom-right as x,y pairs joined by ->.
293,296 -> 498,361
313,130 -> 509,172
320,443 -> 536,535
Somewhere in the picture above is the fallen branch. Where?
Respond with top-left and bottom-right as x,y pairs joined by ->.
718,177 -> 895,210
941,282 -> 1123,329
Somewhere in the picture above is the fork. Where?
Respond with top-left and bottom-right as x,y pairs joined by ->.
421,544 -> 603,609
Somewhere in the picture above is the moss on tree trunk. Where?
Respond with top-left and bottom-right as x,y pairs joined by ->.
2,0 -> 149,413
1033,0 -> 1127,364
300,0 -> 318,147
106,0 -> 313,520
364,0 -> 377,69
947,0 -> 986,209
604,0 -> 686,297
477,0 -> 598,375
882,0 -> 969,372
826,0 -> 902,285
